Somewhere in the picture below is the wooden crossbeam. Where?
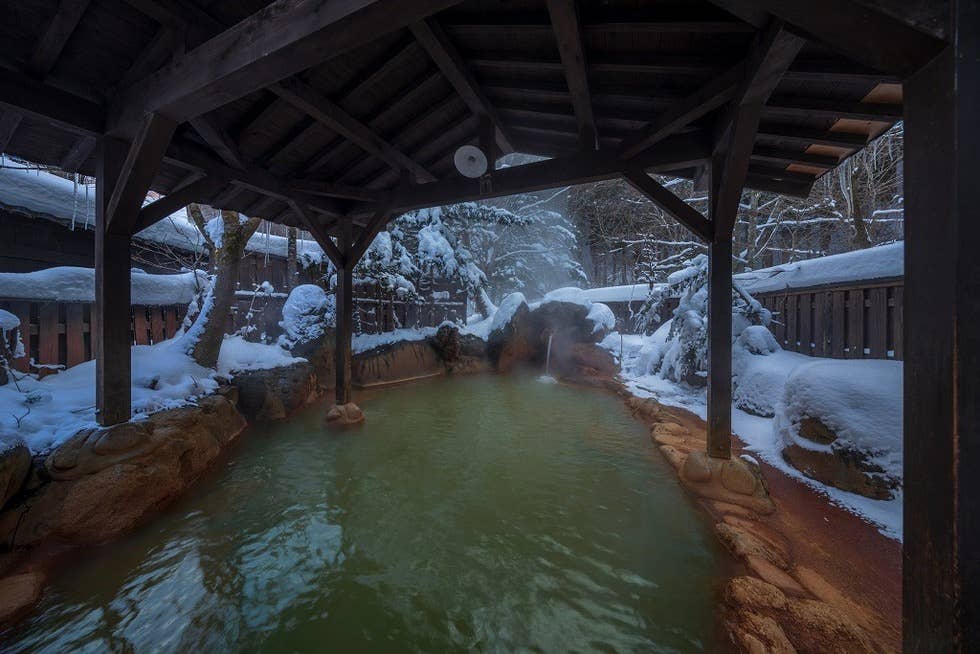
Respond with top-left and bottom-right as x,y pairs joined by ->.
108,0 -> 460,138
349,211 -> 392,264
133,175 -> 226,232
712,21 -> 806,236
546,0 -> 597,149
756,124 -> 869,149
751,145 -> 839,168
0,68 -> 103,135
106,113 -> 177,235
121,0 -> 223,33
189,114 -> 246,170
163,139 -> 347,217
59,134 -> 97,172
709,0 -> 945,76
291,179 -> 377,202
27,0 -> 91,77
410,18 -> 514,154
620,63 -> 743,159
270,78 -> 436,182
357,131 -> 710,216
119,28 -> 176,87
621,168 -> 713,241
0,111 -> 23,152
289,200 -> 344,267
764,96 -> 903,121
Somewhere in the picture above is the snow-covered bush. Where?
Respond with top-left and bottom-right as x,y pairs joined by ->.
0,309 -> 24,386
278,284 -> 335,351
635,255 -> 771,386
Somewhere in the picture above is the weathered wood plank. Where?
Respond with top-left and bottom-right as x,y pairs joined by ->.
65,302 -> 86,367
545,0 -> 597,149
868,287 -> 888,357
785,294 -> 797,352
27,0 -> 92,77
133,306 -> 150,345
846,289 -> 864,358
831,290 -> 846,358
38,302 -> 59,366
798,292 -> 811,355
706,233 -> 732,459
106,113 -> 177,235
891,286 -> 903,360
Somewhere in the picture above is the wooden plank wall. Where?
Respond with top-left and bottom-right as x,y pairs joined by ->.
754,279 -> 904,360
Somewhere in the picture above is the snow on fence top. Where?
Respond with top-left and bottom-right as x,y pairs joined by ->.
0,164 -> 326,265
0,266 -> 206,305
735,242 -> 903,294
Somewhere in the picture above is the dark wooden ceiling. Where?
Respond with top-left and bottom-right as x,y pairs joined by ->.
0,0 -> 937,234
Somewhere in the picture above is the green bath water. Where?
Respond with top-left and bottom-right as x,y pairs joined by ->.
2,375 -> 723,653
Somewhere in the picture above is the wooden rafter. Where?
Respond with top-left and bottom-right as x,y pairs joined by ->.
349,211 -> 392,263
290,179 -> 376,202
289,200 -> 344,267
712,21 -> 807,236
270,78 -> 436,182
108,0 -> 460,138
105,112 -> 178,235
620,168 -> 713,242
410,18 -> 514,154
189,114 -> 246,170
764,96 -> 902,121
756,124 -> 868,149
134,175 -> 226,232
546,0 -> 597,149
0,111 -> 24,152
620,62 -> 743,159
357,131 -> 710,217
751,145 -> 839,168
27,0 -> 91,78
707,0 -> 944,76
0,68 -> 103,135
59,134 -> 97,172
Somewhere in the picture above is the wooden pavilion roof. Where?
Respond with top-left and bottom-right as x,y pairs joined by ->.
0,0 -> 944,239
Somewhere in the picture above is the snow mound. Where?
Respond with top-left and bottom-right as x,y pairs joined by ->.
775,359 -> 903,478
0,267 -> 207,305
732,348 -> 810,418
537,287 -> 616,335
736,325 -> 780,355
279,284 -> 335,349
218,335 -> 305,374
490,292 -> 527,333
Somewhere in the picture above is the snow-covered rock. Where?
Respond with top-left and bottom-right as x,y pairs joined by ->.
775,359 -> 903,499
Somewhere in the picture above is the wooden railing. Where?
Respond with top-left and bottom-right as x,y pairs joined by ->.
752,277 -> 903,360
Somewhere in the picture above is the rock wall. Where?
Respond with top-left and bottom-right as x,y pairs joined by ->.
353,339 -> 446,388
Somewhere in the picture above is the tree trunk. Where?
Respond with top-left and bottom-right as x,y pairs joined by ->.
187,210 -> 261,368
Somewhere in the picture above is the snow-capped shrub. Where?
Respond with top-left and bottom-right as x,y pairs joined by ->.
635,255 -> 772,386
736,325 -> 780,355
278,284 -> 335,350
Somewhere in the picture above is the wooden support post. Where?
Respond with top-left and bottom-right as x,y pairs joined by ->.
94,138 -> 131,426
903,3 -> 978,648
334,221 -> 353,405
706,233 -> 733,459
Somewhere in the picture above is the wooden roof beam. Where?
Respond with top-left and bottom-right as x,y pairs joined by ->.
751,145 -> 839,168
546,0 -> 598,149
0,68 -> 103,135
756,124 -> 869,149
60,134 -> 97,172
410,18 -> 514,154
354,131 -> 710,216
712,21 -> 806,236
290,179 -> 377,202
270,78 -> 436,183
109,0 -> 461,138
106,112 -> 178,235
27,0 -> 91,78
621,168 -> 713,241
134,175 -> 226,232
764,96 -> 902,121
707,0 -> 945,76
0,111 -> 23,152
189,114 -> 247,170
619,62 -> 744,159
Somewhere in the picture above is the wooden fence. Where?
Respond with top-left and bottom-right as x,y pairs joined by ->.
2,289 -> 468,371
753,277 -> 903,360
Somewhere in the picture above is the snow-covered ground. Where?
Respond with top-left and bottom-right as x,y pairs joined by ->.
0,336 -> 303,454
601,331 -> 903,541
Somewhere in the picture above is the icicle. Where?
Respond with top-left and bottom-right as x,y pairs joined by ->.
70,173 -> 78,230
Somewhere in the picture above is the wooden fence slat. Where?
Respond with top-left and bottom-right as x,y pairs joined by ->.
66,303 -> 86,367
38,302 -> 60,367
133,306 -> 150,345
868,287 -> 888,358
847,290 -> 865,358
785,294 -> 798,352
831,291 -> 846,358
8,301 -> 31,372
150,307 -> 165,343
892,286 -> 904,360
798,293 -> 812,355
